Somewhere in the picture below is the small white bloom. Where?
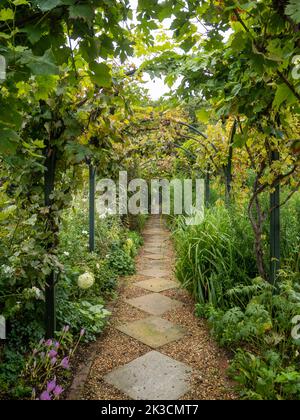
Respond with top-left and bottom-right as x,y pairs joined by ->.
1,265 -> 14,276
78,272 -> 95,289
63,251 -> 70,257
31,287 -> 44,300
82,230 -> 88,235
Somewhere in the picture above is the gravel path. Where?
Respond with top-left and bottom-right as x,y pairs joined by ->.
79,216 -> 237,400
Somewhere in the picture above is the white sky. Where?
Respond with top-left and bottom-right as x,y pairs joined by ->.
128,1 -> 231,100
129,0 -> 183,100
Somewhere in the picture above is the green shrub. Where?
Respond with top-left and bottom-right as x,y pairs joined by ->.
57,299 -> 110,342
229,349 -> 300,400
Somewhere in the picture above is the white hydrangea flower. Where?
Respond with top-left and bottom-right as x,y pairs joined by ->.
78,272 -> 95,289
31,287 -> 44,300
1,265 -> 14,276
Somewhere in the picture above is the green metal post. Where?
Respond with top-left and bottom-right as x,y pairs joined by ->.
89,164 -> 96,253
205,164 -> 210,207
270,150 -> 280,285
225,120 -> 237,205
44,147 -> 57,339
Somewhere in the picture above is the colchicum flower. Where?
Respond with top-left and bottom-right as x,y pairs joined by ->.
60,357 -> 70,370
47,379 -> 56,393
77,272 -> 95,289
40,391 -> 51,401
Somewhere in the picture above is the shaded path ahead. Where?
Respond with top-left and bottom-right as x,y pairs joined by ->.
82,216 -> 236,400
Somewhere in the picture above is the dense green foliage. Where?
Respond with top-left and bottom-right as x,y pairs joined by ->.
173,194 -> 300,400
1,0 -> 300,401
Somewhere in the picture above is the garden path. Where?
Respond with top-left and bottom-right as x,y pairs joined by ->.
76,216 -> 236,400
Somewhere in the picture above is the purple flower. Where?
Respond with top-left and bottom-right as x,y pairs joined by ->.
45,339 -> 53,347
54,341 -> 60,349
80,328 -> 85,337
53,385 -> 64,397
48,350 -> 57,359
50,357 -> 57,366
62,325 -> 70,333
40,391 -> 52,401
60,357 -> 70,370
47,379 -> 56,393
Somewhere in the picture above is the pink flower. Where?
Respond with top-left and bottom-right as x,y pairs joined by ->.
53,385 -> 64,397
48,350 -> 57,359
45,339 -> 52,347
54,341 -> 60,349
50,357 -> 57,366
47,379 -> 56,393
80,329 -> 85,337
62,325 -> 70,333
40,391 -> 51,400
60,357 -> 70,370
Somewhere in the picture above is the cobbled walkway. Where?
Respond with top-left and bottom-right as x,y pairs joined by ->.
81,216 -> 236,400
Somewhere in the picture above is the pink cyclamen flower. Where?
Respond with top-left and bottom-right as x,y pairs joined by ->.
48,350 -> 57,359
53,385 -> 64,397
40,391 -> 52,401
60,357 -> 70,370
47,379 -> 56,393
80,328 -> 85,337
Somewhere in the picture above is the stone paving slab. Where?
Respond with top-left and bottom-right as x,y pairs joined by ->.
136,278 -> 179,293
143,254 -> 167,261
139,262 -> 167,270
139,268 -> 171,278
104,350 -> 192,400
126,293 -> 182,316
117,316 -> 187,348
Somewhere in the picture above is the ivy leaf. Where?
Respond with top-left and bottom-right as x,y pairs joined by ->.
69,5 -> 94,22
273,83 -> 297,108
0,128 -> 19,155
285,1 -> 300,24
0,9 -> 15,21
22,25 -> 44,44
90,62 -> 112,87
196,108 -> 210,123
31,0 -> 63,12
21,49 -> 59,76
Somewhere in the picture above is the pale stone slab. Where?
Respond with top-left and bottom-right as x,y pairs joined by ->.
144,254 -> 166,261
117,316 -> 187,348
139,268 -> 170,278
104,350 -> 192,400
126,293 -> 182,316
141,262 -> 167,270
136,278 -> 178,292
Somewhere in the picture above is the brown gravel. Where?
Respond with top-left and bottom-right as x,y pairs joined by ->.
75,217 -> 237,400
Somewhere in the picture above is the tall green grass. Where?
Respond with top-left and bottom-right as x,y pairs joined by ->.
173,204 -> 257,308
